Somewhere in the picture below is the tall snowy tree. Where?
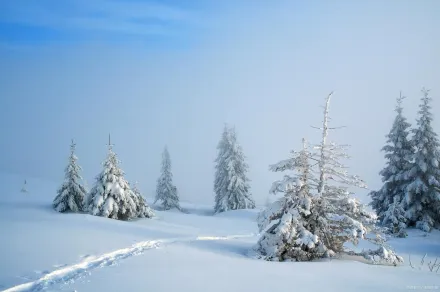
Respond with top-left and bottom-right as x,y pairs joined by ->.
214,125 -> 255,213
154,147 -> 180,210
255,93 -> 403,265
369,93 -> 413,236
214,125 -> 230,212
404,88 -> 440,232
87,136 -> 154,220
53,140 -> 87,213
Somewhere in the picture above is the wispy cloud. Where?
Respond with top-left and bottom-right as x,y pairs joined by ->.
0,0 -> 195,36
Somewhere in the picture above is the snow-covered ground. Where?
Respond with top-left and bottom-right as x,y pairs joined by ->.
1,174 -> 439,292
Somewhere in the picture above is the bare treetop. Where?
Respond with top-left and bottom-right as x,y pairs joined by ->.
107,134 -> 114,150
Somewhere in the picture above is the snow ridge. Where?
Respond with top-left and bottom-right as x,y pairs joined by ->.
2,234 -> 255,292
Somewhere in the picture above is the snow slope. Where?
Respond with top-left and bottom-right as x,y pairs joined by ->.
0,174 -> 439,292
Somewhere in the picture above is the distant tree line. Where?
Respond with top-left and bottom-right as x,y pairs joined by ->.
52,127 -> 255,220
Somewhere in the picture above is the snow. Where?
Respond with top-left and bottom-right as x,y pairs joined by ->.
1,173 -> 440,292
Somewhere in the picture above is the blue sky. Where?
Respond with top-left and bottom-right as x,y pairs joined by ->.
1,0 -> 440,205
0,0 -> 216,49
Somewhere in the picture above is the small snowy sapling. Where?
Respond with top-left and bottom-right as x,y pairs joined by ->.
131,181 -> 155,218
20,179 -> 28,193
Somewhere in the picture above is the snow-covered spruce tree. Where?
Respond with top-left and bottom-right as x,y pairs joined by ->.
53,140 -> 87,213
131,181 -> 155,218
255,93 -> 403,265
154,147 -> 180,210
87,136 -> 153,220
214,125 -> 255,213
369,93 -> 413,237
404,88 -> 440,232
214,125 -> 230,212
256,139 -> 329,261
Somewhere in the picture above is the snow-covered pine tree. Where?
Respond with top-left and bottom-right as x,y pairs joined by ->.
131,181 -> 155,218
404,88 -> 440,232
53,140 -> 87,213
87,136 -> 153,220
154,147 -> 180,211
256,138 -> 328,261
255,93 -> 403,265
369,93 -> 413,236
214,125 -> 255,213
214,125 -> 230,212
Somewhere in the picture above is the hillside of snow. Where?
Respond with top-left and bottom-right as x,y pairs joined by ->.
1,174 -> 439,292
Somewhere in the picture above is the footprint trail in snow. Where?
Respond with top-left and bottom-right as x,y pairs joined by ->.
1,234 -> 255,292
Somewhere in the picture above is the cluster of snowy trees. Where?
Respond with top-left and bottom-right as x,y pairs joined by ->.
52,137 -> 183,219
53,125 -> 257,220
370,89 -> 440,235
50,88 -> 438,267
53,137 -> 155,220
49,88 -> 438,264
254,93 -> 403,265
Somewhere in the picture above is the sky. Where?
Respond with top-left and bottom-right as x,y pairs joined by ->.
0,0 -> 439,206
